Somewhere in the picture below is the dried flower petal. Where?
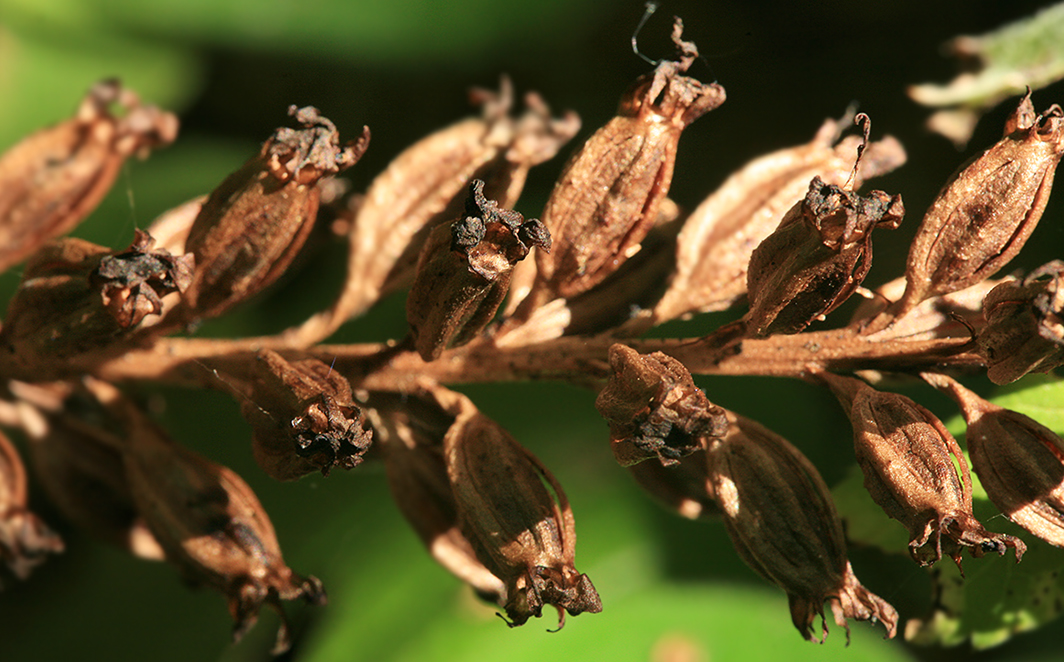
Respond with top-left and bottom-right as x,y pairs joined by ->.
0,428 -> 64,584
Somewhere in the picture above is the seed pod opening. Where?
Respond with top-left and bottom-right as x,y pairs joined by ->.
820,372 -> 1024,569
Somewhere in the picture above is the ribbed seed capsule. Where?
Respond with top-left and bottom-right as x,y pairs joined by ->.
653,116 -> 906,324
444,401 -> 601,629
175,105 -> 369,324
0,428 -> 64,584
596,343 -> 727,467
744,176 -> 904,337
238,350 -> 373,481
895,92 -> 1064,316
102,380 -> 325,654
924,372 -> 1064,548
0,79 -> 178,274
977,260 -> 1064,384
521,18 -> 725,312
707,409 -> 897,642
406,180 -> 549,361
369,385 -> 505,603
819,372 -> 1024,568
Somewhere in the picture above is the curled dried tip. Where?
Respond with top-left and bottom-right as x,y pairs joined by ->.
469,75 -> 515,120
842,113 -> 872,192
265,106 -> 371,185
92,229 -> 195,329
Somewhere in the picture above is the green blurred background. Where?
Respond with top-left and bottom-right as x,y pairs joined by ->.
1,1 -> 1064,660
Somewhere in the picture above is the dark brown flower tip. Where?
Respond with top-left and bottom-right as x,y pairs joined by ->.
744,176 -> 904,338
820,372 -> 1025,569
0,79 -> 178,274
978,260 -> 1064,384
0,429 -> 65,584
896,94 -> 1064,316
444,401 -> 600,629
177,106 -> 369,323
91,229 -> 194,328
241,350 -> 373,481
707,409 -> 897,642
407,180 -> 546,361
596,344 -> 727,467
924,372 -> 1064,548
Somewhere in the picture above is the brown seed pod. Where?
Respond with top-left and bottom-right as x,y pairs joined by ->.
895,92 -> 1064,316
239,350 -> 374,481
444,399 -> 601,629
596,343 -> 727,467
626,448 -> 719,521
406,180 -> 549,361
743,176 -> 904,338
977,260 -> 1064,384
653,116 -> 906,324
706,409 -> 897,643
175,105 -> 369,324
0,79 -> 178,274
924,372 -> 1064,548
520,17 -> 725,312
819,372 -> 1025,569
0,427 -> 65,584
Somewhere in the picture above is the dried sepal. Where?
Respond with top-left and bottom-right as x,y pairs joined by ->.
743,176 -> 904,337
406,180 -> 548,361
98,379 -> 324,654
518,18 -> 725,312
595,344 -> 727,467
895,92 -> 1064,316
653,115 -> 906,324
92,229 -> 195,328
977,260 -> 1064,384
707,409 -> 897,642
444,399 -> 601,628
174,105 -> 369,324
924,372 -> 1064,547
0,428 -> 64,584
368,384 -> 505,602
0,79 -> 178,274
819,372 -> 1024,568
239,350 -> 373,481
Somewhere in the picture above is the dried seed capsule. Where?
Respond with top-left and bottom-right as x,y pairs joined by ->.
895,92 -> 1064,316
596,344 -> 727,467
369,385 -> 505,602
743,176 -> 904,337
627,448 -> 719,521
819,372 -> 1024,568
107,381 -> 324,654
406,180 -> 549,361
521,18 -> 725,311
0,79 -> 178,274
0,428 -> 64,585
653,116 -> 906,324
445,402 -> 601,629
174,105 -> 369,324
977,260 -> 1064,384
0,231 -> 193,376
239,350 -> 373,481
707,409 -> 897,642
924,372 -> 1064,547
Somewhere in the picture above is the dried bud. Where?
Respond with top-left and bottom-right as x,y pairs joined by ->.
0,79 -> 178,273
522,18 -> 725,310
0,231 -> 193,375
924,372 -> 1064,548
819,372 -> 1024,568
977,261 -> 1064,384
240,350 -> 373,481
596,344 -> 727,467
445,402 -> 601,628
109,382 -> 324,654
654,116 -> 906,323
0,428 -> 64,584
896,93 -> 1064,315
744,176 -> 904,337
175,106 -> 369,323
406,180 -> 549,361
707,409 -> 897,642
369,385 -> 505,602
